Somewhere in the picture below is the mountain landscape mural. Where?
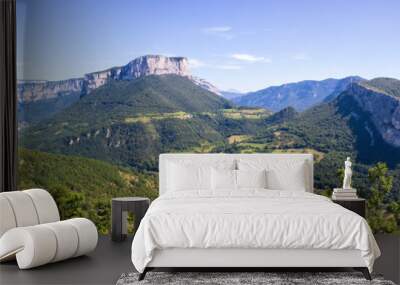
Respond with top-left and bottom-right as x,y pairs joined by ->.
17,55 -> 400,233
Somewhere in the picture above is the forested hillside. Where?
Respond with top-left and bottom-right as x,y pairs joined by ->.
18,148 -> 158,233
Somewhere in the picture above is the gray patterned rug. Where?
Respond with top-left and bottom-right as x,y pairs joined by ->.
116,272 -> 396,285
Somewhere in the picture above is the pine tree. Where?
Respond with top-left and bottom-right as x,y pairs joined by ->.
367,163 -> 397,233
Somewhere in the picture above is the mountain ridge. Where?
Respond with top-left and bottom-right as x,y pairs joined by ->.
17,55 -> 221,126
18,55 -> 220,104
359,77 -> 400,98
344,78 -> 400,147
279,78 -> 400,165
21,74 -> 236,169
233,76 -> 364,111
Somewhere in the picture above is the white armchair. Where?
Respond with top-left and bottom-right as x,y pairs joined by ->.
0,189 -> 98,269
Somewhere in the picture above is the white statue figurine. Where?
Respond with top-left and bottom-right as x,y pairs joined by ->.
342,157 -> 352,190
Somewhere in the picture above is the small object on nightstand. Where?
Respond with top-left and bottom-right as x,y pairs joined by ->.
332,188 -> 358,200
333,157 -> 359,200
111,197 -> 150,242
342,157 -> 353,190
332,198 -> 366,218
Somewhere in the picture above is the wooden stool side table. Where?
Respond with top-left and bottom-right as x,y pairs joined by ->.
111,197 -> 150,242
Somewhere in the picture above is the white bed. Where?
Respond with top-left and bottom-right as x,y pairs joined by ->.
131,153 -> 380,280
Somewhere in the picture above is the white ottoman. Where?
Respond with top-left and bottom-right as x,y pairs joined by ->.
0,189 -> 98,269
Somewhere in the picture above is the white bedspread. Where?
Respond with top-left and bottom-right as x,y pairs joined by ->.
131,190 -> 380,273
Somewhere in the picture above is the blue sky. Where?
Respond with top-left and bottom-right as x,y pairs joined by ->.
17,0 -> 400,92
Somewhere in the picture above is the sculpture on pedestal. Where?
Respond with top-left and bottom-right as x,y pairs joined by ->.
342,157 -> 352,190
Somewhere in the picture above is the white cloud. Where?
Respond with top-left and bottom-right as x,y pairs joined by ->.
203,26 -> 232,33
231,53 -> 271,63
187,57 -> 242,71
292,53 -> 311,61
202,26 -> 234,40
187,57 -> 243,71
188,58 -> 206,69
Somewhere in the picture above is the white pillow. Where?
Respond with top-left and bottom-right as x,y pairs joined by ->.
266,166 -> 306,191
211,168 -> 237,191
236,169 -> 267,189
167,162 -> 211,191
238,159 -> 308,191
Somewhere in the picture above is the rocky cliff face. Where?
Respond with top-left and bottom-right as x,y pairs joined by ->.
18,55 -> 217,103
122,55 -> 190,78
349,81 -> 400,147
18,78 -> 84,103
84,55 -> 191,92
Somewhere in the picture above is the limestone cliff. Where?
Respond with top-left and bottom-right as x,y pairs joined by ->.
84,55 -> 191,92
18,78 -> 84,103
348,79 -> 400,147
18,55 -> 219,103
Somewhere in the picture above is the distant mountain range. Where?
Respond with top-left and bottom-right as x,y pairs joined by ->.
232,76 -> 364,111
18,55 -> 220,126
18,55 -> 400,224
17,55 -> 400,233
18,55 -> 371,127
284,78 -> 400,165
18,54 -> 400,169
220,90 -> 245,100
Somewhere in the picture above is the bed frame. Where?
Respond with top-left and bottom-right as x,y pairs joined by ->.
139,154 -> 371,280
140,248 -> 370,280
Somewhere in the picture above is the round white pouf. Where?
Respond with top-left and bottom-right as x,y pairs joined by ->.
0,226 -> 57,269
0,218 -> 98,269
65,218 -> 98,257
42,221 -> 79,262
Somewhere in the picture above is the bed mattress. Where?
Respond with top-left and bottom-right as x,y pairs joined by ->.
131,190 -> 380,273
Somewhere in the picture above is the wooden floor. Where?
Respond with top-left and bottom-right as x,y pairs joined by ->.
0,234 -> 398,285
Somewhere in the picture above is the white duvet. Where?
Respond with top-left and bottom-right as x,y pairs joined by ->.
131,190 -> 380,273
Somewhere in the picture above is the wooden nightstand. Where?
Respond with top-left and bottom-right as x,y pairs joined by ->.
332,198 -> 366,218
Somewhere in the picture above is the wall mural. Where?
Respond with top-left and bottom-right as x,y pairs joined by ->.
16,0 -> 400,234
